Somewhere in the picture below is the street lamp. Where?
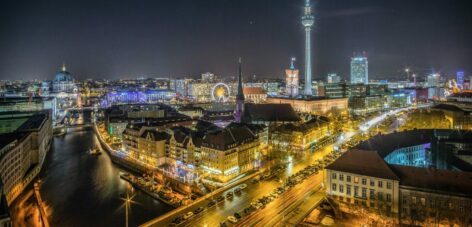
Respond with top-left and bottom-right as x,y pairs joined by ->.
121,191 -> 135,227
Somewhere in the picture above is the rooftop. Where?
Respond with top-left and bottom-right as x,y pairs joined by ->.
202,124 -> 257,151
0,133 -> 27,151
243,87 -> 266,95
355,129 -> 472,159
326,149 -> 400,180
242,103 -> 300,122
432,103 -> 472,113
274,115 -> 329,133
267,95 -> 345,101
389,164 -> 472,196
17,113 -> 48,131
355,130 -> 434,158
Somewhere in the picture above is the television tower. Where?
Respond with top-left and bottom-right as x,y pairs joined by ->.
301,0 -> 314,96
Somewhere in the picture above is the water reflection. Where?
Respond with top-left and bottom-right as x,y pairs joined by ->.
36,117 -> 172,226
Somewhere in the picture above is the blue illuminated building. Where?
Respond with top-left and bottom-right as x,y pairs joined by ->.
101,90 -> 176,108
355,129 -> 472,171
457,71 -> 465,88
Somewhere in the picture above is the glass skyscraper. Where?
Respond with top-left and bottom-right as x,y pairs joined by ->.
350,54 -> 368,84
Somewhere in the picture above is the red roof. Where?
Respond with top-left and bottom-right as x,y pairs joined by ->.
243,87 -> 266,95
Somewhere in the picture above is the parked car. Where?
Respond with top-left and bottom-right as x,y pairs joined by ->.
216,196 -> 225,202
227,216 -> 238,223
234,212 -> 242,219
234,187 -> 241,194
207,200 -> 216,207
171,216 -> 183,224
194,207 -> 204,214
183,212 -> 194,220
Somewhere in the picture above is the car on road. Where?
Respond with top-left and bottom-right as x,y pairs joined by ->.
194,207 -> 204,214
183,211 -> 194,220
226,191 -> 234,199
227,216 -> 238,223
220,222 -> 228,227
207,200 -> 216,207
234,212 -> 242,219
234,187 -> 241,194
244,207 -> 253,214
216,195 -> 225,202
251,179 -> 259,184
239,184 -> 247,190
171,216 -> 183,225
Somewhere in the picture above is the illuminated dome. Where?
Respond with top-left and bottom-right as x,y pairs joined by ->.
52,64 -> 76,93
54,64 -> 73,82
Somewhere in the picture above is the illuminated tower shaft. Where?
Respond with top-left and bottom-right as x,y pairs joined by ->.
302,0 -> 314,96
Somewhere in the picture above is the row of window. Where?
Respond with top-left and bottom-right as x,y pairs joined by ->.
404,195 -> 470,212
332,183 -> 392,202
332,172 -> 392,189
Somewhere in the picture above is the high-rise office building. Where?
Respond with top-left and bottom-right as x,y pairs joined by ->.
456,71 -> 465,88
427,74 -> 440,87
285,57 -> 299,97
327,73 -> 341,84
350,53 -> 368,84
201,72 -> 215,83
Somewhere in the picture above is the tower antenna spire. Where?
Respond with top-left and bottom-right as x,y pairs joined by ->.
301,0 -> 314,96
290,57 -> 296,70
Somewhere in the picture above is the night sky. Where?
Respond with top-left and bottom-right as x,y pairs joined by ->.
1,0 -> 471,81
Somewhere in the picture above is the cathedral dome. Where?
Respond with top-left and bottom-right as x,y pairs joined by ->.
54,64 -> 73,82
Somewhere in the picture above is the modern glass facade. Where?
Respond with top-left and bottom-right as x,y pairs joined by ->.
350,56 -> 368,84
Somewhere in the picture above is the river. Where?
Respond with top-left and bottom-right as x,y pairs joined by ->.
11,111 -> 172,227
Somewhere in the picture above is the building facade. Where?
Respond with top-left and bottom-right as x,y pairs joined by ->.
350,53 -> 368,84
267,96 -> 348,116
0,112 -> 52,205
285,58 -> 300,97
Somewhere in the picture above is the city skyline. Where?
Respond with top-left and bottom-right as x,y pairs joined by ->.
1,0 -> 471,81
1,1 -> 472,226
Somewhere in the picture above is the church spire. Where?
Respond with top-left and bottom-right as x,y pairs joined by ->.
236,57 -> 244,101
234,57 -> 245,123
62,63 -> 67,72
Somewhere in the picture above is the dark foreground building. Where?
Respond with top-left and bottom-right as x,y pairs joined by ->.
326,129 -> 472,226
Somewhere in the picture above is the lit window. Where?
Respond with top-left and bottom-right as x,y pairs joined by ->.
354,177 -> 359,183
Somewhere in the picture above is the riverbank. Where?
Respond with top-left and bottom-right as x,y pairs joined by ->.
93,121 -> 148,173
